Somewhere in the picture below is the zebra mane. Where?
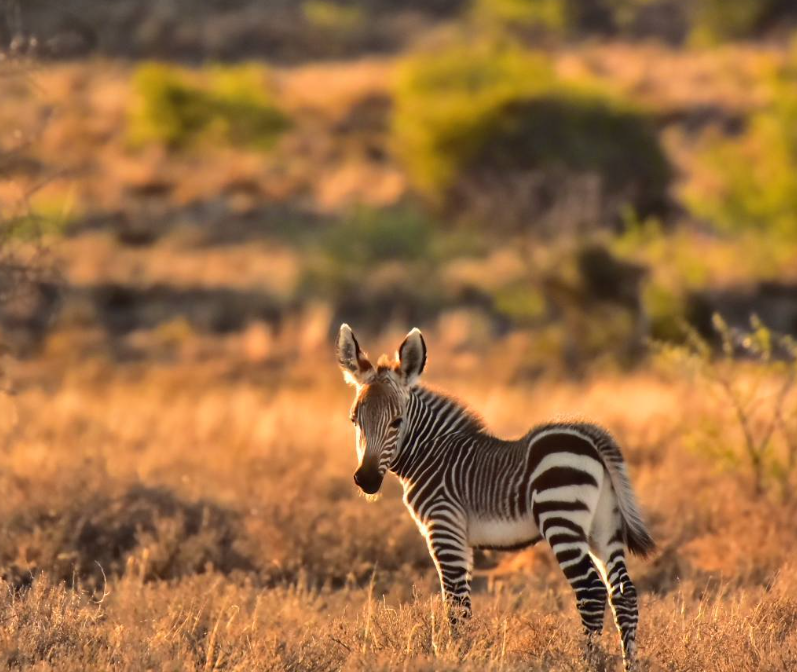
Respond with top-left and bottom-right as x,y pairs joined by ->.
415,385 -> 488,435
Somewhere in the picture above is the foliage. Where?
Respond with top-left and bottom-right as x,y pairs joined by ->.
655,314 -> 797,498
640,281 -> 686,342
491,282 -> 547,325
0,119 -> 62,325
686,44 -> 797,239
297,208 -> 495,329
603,0 -> 659,29
471,0 -> 795,43
2,187 -> 78,242
612,218 -> 797,343
471,0 -> 568,35
393,38 -> 670,226
302,1 -> 366,34
690,0 -> 783,44
319,207 -> 434,269
394,39 -> 554,198
128,63 -> 289,151
2,212 -> 69,242
298,206 -> 444,315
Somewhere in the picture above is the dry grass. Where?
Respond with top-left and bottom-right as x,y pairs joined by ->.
0,355 -> 796,671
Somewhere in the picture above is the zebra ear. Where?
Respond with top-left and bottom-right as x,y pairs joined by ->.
336,324 -> 374,386
398,328 -> 427,386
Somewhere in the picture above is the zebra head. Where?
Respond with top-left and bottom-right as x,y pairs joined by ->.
336,324 -> 427,495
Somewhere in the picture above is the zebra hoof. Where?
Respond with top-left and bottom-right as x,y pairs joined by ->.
446,607 -> 472,632
582,637 -> 607,670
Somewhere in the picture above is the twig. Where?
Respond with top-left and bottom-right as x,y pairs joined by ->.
362,564 -> 377,654
92,561 -> 111,604
329,636 -> 352,652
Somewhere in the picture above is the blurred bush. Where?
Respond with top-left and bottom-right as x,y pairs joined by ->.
689,0 -> 787,44
612,217 -> 797,344
299,207 -> 442,324
686,44 -> 797,239
491,282 -> 547,325
601,0 -> 792,42
300,1 -> 371,57
298,207 -> 499,331
302,1 -> 366,34
319,206 -> 433,269
472,0 -> 795,43
472,0 -> 568,36
612,220 -> 703,342
128,63 -> 289,151
393,39 -> 671,231
394,40 -> 553,197
2,194 -> 76,242
469,0 -> 686,41
655,315 -> 797,499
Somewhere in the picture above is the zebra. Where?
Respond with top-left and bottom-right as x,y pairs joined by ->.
336,324 -> 655,670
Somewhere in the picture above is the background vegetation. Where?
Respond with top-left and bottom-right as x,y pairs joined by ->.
2,0 -> 797,669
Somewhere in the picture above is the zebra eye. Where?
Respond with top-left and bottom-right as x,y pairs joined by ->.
389,417 -> 403,430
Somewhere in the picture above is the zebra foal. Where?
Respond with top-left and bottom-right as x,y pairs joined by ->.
336,324 -> 655,670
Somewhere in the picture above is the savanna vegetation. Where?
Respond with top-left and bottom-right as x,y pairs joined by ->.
2,0 -> 797,669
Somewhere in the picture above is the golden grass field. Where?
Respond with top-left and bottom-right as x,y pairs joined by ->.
0,349 -> 796,671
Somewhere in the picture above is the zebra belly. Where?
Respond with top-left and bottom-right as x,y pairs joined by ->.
467,516 -> 541,550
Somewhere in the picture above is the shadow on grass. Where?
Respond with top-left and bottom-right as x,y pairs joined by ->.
1,485 -> 255,592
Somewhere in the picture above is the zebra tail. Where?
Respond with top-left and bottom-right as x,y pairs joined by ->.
586,427 -> 656,558
611,460 -> 656,558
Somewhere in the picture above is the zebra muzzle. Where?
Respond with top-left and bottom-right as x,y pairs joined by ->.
353,466 -> 383,494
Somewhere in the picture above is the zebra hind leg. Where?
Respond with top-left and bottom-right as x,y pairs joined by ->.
542,523 -> 607,660
597,532 -> 639,671
590,493 -> 640,672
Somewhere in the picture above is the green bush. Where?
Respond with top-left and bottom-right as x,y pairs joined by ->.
297,207 -> 463,331
686,45 -> 797,239
472,0 -> 568,35
300,207 -> 436,299
690,0 -> 782,44
641,281 -> 688,342
128,63 -> 289,151
471,0 -> 661,37
320,207 -> 433,268
302,1 -> 366,34
470,0 -> 791,43
394,40 -> 553,197
492,282 -> 547,325
471,0 -> 691,39
393,39 -> 671,227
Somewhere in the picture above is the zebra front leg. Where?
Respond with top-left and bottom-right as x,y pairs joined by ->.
424,519 -> 473,627
558,543 -> 607,643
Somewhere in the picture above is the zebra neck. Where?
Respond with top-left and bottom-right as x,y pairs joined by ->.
390,386 -> 484,480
